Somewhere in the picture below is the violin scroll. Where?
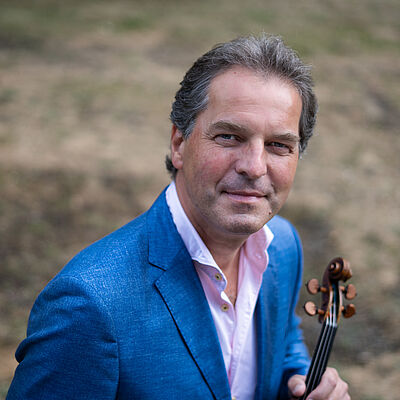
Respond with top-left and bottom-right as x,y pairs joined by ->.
327,257 -> 352,282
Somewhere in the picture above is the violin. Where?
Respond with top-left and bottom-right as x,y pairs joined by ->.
300,257 -> 356,399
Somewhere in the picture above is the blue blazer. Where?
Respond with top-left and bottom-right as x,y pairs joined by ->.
7,189 -> 309,399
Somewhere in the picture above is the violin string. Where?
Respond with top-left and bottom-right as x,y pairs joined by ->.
315,288 -> 339,386
316,303 -> 335,384
310,314 -> 332,393
303,318 -> 330,397
301,324 -> 321,399
303,288 -> 339,399
324,294 -> 338,371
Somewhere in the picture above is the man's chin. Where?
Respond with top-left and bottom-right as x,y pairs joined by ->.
220,215 -> 271,236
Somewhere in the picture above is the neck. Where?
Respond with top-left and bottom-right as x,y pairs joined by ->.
209,241 -> 241,275
174,174 -> 250,270
208,242 -> 241,307
194,222 -> 245,272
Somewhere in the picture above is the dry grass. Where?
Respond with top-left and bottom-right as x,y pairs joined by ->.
1,0 -> 399,398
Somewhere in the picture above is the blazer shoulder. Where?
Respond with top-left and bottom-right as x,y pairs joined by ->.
267,214 -> 301,246
48,188 -> 179,297
62,210 -> 148,275
265,214 -> 303,281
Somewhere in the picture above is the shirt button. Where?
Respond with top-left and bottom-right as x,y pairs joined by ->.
214,272 -> 222,281
221,303 -> 229,312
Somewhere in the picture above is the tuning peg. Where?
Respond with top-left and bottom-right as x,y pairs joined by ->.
342,304 -> 356,318
304,301 -> 325,317
341,284 -> 357,300
306,279 -> 328,295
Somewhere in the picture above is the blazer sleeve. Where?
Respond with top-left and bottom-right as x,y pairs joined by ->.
278,225 -> 310,399
7,275 -> 119,400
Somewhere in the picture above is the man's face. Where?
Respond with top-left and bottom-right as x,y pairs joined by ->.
171,66 -> 302,242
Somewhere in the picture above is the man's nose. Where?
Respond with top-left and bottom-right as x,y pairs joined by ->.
234,141 -> 267,179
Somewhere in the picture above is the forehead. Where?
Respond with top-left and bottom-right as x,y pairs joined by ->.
203,66 -> 302,131
209,66 -> 299,106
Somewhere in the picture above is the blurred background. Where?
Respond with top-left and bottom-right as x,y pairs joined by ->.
0,0 -> 399,398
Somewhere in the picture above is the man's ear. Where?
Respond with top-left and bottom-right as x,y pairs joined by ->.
170,125 -> 185,170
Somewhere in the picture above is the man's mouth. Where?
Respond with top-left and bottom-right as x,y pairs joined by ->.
223,190 -> 266,203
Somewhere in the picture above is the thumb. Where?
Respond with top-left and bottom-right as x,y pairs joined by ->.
288,374 -> 306,398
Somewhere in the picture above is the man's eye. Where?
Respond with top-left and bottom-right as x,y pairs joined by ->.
218,134 -> 236,140
215,134 -> 239,144
268,142 -> 291,154
271,142 -> 286,148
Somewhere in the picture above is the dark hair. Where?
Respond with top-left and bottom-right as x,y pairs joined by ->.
166,34 -> 318,178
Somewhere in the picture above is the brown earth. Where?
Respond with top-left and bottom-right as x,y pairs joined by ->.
0,0 -> 399,398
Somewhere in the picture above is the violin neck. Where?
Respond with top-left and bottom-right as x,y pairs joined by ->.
300,320 -> 337,399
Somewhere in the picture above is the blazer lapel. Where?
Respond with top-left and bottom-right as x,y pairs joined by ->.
147,191 -> 231,400
254,246 -> 280,399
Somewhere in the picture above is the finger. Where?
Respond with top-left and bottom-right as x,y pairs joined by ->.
307,368 -> 338,399
324,373 -> 350,400
288,374 -> 306,398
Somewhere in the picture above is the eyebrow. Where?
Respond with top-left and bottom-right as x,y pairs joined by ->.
207,120 -> 300,143
208,120 -> 250,135
271,131 -> 300,144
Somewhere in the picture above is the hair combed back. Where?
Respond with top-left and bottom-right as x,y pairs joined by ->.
167,34 -> 318,177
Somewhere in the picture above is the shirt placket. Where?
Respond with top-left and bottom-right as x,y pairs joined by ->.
206,266 -> 237,376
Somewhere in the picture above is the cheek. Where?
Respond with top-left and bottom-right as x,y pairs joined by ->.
194,149 -> 234,182
270,159 -> 298,188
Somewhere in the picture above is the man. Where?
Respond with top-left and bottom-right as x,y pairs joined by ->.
7,35 -> 349,399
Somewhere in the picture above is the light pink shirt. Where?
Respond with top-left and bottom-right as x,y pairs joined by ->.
166,182 -> 274,400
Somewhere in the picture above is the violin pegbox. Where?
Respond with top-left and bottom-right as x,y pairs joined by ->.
304,257 -> 356,323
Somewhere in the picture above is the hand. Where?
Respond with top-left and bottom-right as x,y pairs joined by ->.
288,367 -> 350,399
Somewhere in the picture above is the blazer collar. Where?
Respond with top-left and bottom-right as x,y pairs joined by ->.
146,189 -> 231,400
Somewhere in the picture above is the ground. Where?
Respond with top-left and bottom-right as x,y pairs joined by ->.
0,0 -> 399,398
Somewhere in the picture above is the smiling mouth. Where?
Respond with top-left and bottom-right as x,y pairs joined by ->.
223,191 -> 266,203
